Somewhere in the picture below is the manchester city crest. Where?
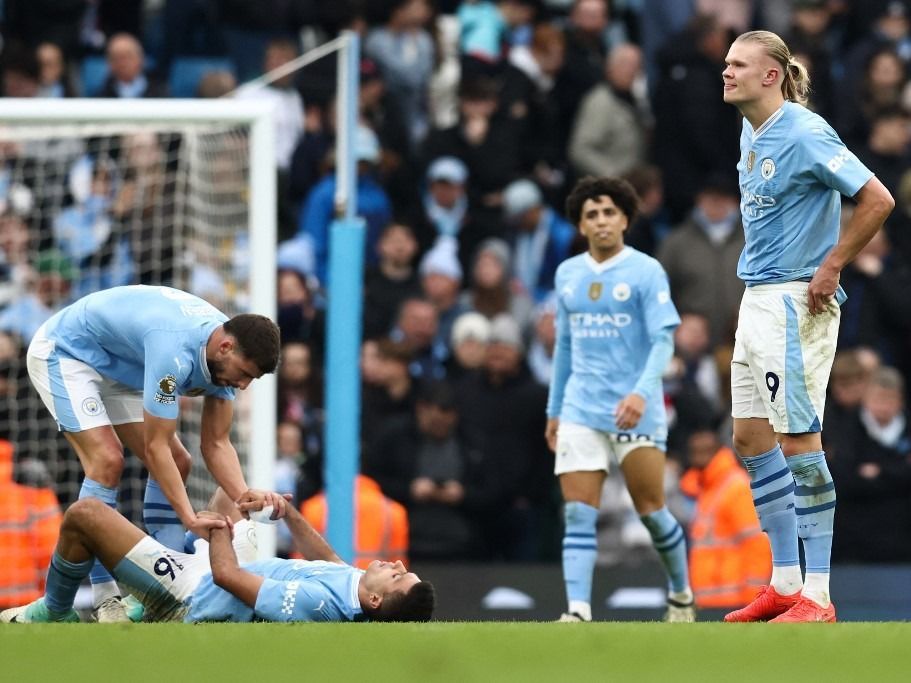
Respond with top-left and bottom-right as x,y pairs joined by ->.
613,283 -> 631,302
761,158 -> 776,179
588,282 -> 602,300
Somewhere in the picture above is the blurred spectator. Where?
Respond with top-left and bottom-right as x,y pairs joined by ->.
0,43 -> 41,98
657,174 -> 744,346
638,0 -> 694,86
501,178 -> 575,302
664,312 -> 724,460
358,57 -> 416,215
856,106 -> 911,196
53,155 -> 133,301
842,0 -> 911,101
527,293 -> 557,386
651,14 -> 740,221
277,341 -> 323,428
276,268 -> 325,355
234,38 -> 306,237
0,249 -> 74,342
696,0 -> 755,33
296,125 -> 392,282
829,366 -> 911,562
364,222 -> 422,339
418,239 -> 469,357
447,310 -> 491,379
456,313 -> 555,559
96,33 -> 168,98
390,297 -> 448,381
837,220 -> 911,369
823,350 -> 875,461
839,47 -> 907,149
302,474 -> 409,568
195,70 -> 237,98
111,132 -> 176,285
457,0 -> 538,69
501,22 -> 568,190
784,0 -> 837,119
412,156 -> 471,257
365,0 -> 436,148
568,42 -> 648,180
678,424 -> 771,608
460,237 -> 534,337
36,42 -> 76,98
622,164 -> 674,255
0,210 -> 34,309
362,338 -> 419,448
234,39 -> 305,174
0,439 -> 62,610
555,0 -> 614,139
364,380 -> 479,560
422,75 -> 522,215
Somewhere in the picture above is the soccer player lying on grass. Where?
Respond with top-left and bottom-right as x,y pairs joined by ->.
0,489 -> 435,623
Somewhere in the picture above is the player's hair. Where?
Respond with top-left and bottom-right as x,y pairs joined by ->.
223,314 -> 281,373
735,30 -> 811,105
564,176 -> 640,227
372,581 -> 436,622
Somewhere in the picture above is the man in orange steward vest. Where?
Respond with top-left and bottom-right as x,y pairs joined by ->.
679,426 -> 771,608
0,439 -> 62,609
301,474 -> 409,569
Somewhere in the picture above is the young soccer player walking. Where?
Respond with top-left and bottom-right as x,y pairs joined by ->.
546,176 -> 694,622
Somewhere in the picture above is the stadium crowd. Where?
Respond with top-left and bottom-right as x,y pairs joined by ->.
2,0 -> 911,597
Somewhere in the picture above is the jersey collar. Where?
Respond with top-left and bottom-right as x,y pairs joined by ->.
349,570 -> 364,616
584,246 -> 632,274
751,103 -> 786,142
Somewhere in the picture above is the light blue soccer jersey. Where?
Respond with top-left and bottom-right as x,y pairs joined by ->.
737,101 -> 873,285
546,248 -> 680,441
42,285 -> 234,418
186,559 -> 365,622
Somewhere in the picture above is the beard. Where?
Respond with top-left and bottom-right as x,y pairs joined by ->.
207,357 -> 227,386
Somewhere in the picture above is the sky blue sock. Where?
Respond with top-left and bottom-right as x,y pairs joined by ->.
787,451 -> 836,574
562,501 -> 599,606
183,530 -> 201,553
45,552 -> 93,615
79,478 -> 119,586
144,479 -> 185,551
740,445 -> 799,567
640,507 -> 689,593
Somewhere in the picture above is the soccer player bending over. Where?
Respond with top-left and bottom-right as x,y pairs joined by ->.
1,489 -> 435,623
721,31 -> 893,622
546,176 -> 694,622
26,285 -> 282,622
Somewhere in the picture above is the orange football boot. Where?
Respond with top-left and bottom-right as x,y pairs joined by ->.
769,596 -> 836,623
723,585 -> 801,622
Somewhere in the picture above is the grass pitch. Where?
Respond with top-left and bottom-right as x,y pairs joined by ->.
2,622 -> 908,682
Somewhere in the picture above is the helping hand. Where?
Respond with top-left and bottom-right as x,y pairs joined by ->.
235,489 -> 292,521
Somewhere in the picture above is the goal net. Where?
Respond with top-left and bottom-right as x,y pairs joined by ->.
0,100 -> 276,543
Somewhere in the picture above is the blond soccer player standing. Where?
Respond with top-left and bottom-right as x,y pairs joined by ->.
721,31 -> 894,622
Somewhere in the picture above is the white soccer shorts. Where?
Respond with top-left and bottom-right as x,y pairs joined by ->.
116,520 -> 259,622
554,421 -> 658,475
27,323 -> 144,432
731,281 -> 840,434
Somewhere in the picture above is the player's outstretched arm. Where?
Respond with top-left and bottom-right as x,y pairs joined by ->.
204,512 -> 264,608
284,505 -> 345,564
199,396 -> 249,501
144,411 -> 226,540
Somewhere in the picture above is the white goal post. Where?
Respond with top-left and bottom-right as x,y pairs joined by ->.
0,98 -> 278,557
